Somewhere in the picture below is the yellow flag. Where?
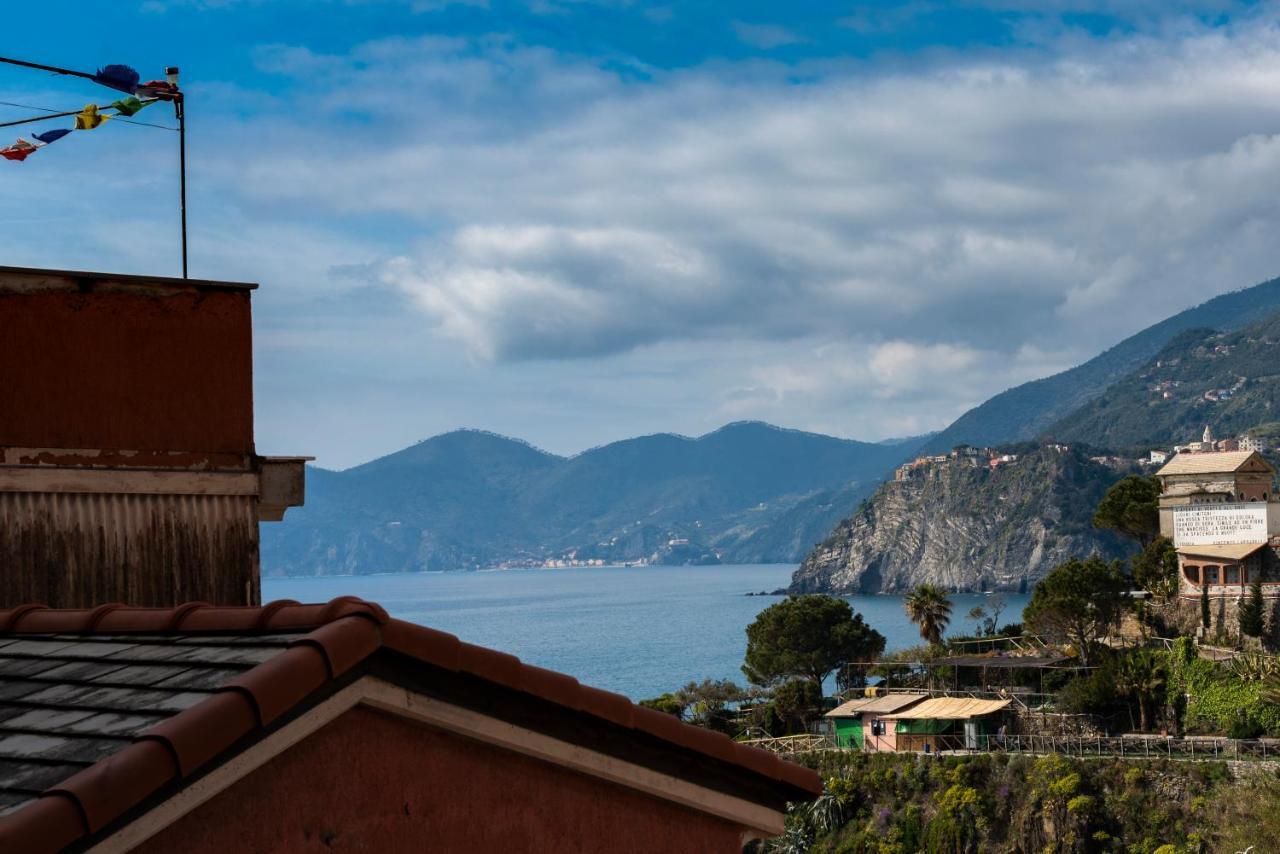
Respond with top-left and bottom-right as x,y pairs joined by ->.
75,104 -> 109,131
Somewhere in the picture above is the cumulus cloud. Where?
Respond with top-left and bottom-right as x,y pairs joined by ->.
205,18 -> 1280,381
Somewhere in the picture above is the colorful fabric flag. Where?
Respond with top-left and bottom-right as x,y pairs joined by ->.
92,64 -> 140,95
109,96 -> 148,117
1,139 -> 39,161
33,128 -> 71,145
75,104 -> 108,130
137,80 -> 179,101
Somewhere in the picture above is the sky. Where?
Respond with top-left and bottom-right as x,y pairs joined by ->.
5,1 -> 1280,468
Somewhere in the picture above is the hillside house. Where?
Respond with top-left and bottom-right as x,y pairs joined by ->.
1155,449 -> 1280,600
824,693 -> 927,752
879,698 -> 1012,753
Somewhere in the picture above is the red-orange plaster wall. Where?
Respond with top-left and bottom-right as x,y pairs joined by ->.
131,705 -> 750,854
0,284 -> 253,455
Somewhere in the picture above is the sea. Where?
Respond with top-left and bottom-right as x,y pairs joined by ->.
263,564 -> 1029,701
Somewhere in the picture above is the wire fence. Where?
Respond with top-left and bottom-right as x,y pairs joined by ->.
738,732 -> 1280,762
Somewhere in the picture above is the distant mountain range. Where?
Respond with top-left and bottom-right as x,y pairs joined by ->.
918,276 -> 1280,453
261,422 -> 912,575
267,274 -> 1280,583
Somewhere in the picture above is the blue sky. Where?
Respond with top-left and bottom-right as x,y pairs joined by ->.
4,1 -> 1280,467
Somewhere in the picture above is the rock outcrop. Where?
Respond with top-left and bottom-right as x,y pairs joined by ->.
790,447 -> 1135,594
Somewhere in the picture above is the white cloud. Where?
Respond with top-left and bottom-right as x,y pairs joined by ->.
731,22 -> 804,49
204,19 -> 1280,382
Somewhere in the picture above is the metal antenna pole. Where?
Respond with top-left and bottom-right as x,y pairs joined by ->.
168,66 -> 187,279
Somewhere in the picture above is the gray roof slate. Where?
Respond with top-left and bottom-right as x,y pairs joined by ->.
0,632 -> 300,816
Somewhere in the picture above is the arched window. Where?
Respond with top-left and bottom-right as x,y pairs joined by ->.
1184,564 -> 1200,584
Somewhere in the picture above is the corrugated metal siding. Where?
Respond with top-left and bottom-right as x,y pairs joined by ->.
0,492 -> 260,608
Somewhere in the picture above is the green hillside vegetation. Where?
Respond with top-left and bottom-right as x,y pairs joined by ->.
261,421 -> 908,574
1049,309 -> 1280,449
919,275 -> 1280,454
769,752 -> 1269,854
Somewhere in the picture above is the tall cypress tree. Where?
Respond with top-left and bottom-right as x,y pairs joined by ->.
1240,577 -> 1265,638
1201,584 -> 1211,632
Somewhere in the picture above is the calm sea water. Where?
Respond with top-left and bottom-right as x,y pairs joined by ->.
263,565 -> 1028,700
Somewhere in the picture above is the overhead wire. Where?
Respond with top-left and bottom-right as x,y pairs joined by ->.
0,99 -> 177,131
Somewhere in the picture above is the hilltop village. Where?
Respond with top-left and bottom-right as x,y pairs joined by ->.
894,426 -> 1273,483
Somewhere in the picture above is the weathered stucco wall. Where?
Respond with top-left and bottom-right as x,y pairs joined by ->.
131,706 -> 747,854
0,271 -> 254,455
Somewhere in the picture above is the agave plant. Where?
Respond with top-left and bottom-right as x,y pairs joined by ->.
1230,652 -> 1280,682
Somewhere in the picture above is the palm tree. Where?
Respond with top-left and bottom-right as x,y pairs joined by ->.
905,584 -> 952,647
1115,650 -> 1166,732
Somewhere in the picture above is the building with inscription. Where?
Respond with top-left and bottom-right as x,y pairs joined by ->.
1155,450 -> 1279,599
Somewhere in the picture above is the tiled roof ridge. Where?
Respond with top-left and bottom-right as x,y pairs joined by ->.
0,597 -> 820,852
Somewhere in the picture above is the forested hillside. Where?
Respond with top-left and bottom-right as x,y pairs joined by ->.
920,276 -> 1280,453
1050,310 -> 1280,449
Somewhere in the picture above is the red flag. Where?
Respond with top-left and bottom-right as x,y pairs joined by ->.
1,139 -> 38,161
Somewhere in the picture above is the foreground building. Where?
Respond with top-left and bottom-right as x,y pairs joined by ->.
0,266 -> 820,851
0,599 -> 817,852
0,266 -> 306,609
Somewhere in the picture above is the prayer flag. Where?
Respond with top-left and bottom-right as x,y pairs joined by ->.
93,64 -> 140,95
137,80 -> 178,101
109,96 -> 147,117
33,128 -> 71,145
1,139 -> 39,161
75,104 -> 108,130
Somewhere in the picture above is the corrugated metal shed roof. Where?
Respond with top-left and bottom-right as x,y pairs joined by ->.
1176,543 -> 1266,561
887,697 -> 1011,720
825,693 -> 928,718
1156,451 -> 1267,476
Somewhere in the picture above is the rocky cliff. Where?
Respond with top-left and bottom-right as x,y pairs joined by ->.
789,446 -> 1135,594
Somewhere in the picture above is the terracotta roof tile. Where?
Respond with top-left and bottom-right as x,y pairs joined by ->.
0,794 -> 85,853
0,597 -> 821,851
138,691 -> 258,776
289,617 -> 381,678
381,621 -> 461,671
518,664 -> 581,709
48,739 -> 177,832
574,685 -> 635,730
222,644 -> 330,725
457,642 -> 523,686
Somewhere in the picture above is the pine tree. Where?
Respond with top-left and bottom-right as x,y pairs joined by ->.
1240,577 -> 1265,638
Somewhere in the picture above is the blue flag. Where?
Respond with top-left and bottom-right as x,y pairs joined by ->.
33,128 -> 71,145
93,64 -> 140,95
